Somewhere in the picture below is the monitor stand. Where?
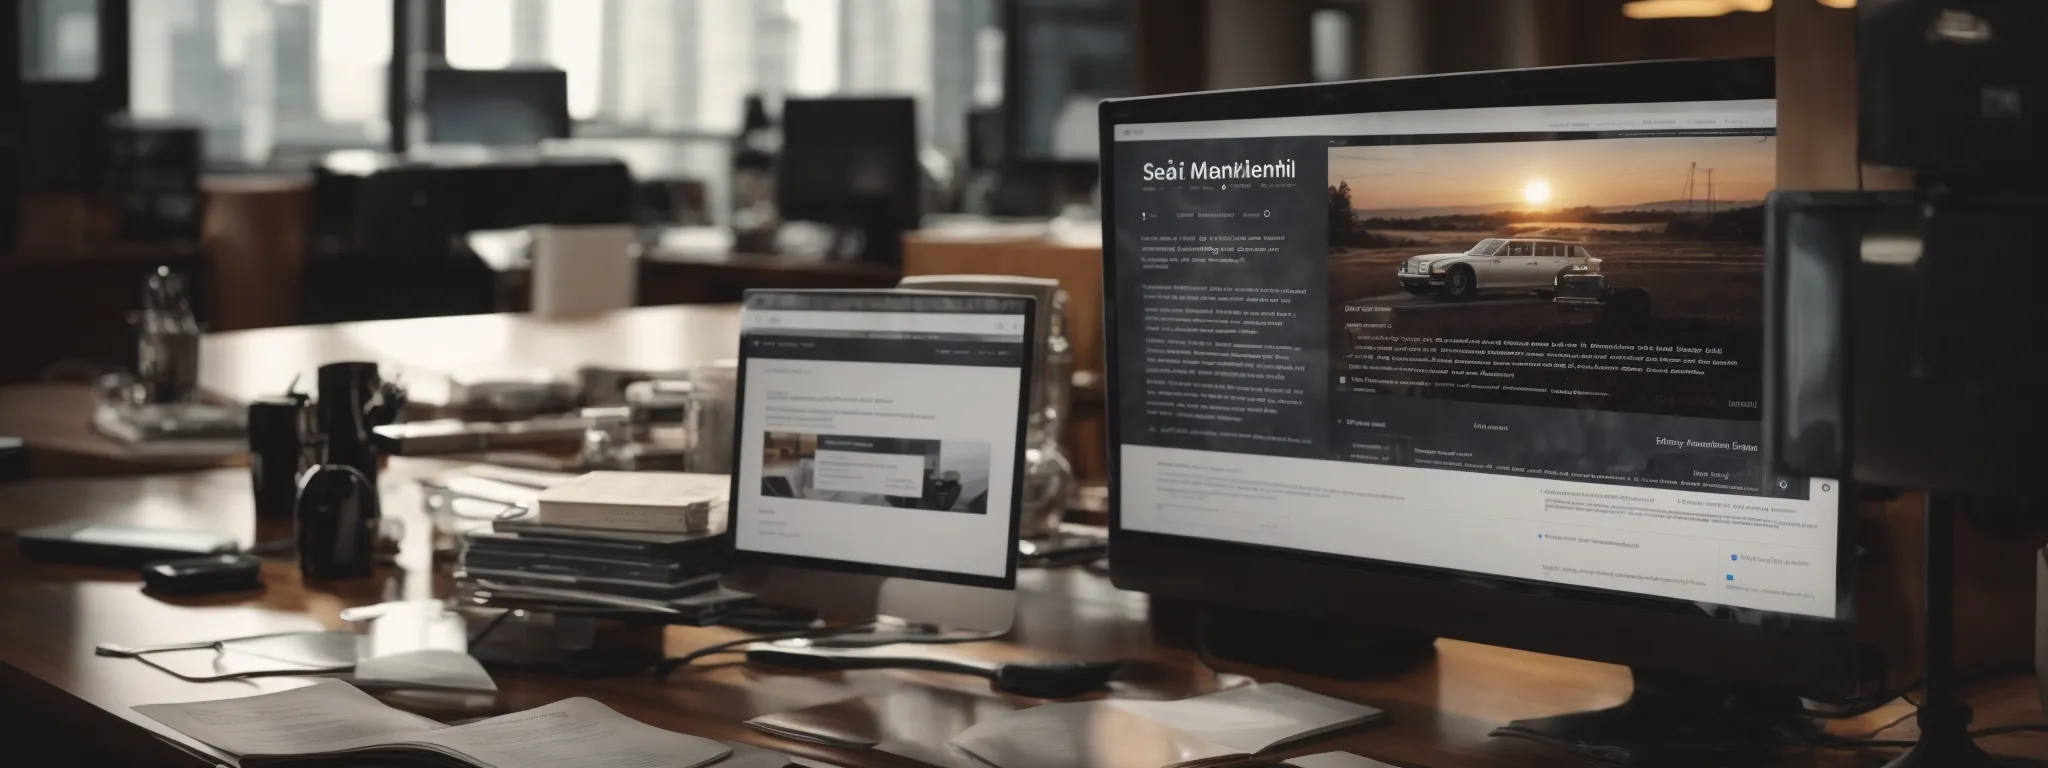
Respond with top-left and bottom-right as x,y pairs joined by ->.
1491,667 -> 1821,765
1197,606 -> 1436,680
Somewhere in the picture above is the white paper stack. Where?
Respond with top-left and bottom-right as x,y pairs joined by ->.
535,471 -> 726,533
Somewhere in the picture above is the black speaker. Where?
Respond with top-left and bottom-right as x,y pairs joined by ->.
1860,0 -> 2048,181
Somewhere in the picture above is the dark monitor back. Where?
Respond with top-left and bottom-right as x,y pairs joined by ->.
777,97 -> 921,230
423,67 -> 571,146
967,107 -> 1005,171
1004,0 -> 1128,163
351,158 -> 633,254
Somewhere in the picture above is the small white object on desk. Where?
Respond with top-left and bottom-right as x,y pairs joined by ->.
535,471 -> 726,533
530,223 -> 637,318
1107,682 -> 1386,755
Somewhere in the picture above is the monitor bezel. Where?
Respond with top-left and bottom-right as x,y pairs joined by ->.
1098,57 -> 1864,698
724,289 -> 1037,592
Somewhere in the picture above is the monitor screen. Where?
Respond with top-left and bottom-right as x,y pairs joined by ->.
1109,98 -> 1844,619
731,291 -> 1033,588
423,67 -> 570,147
777,98 -> 921,229
1007,0 -> 1128,162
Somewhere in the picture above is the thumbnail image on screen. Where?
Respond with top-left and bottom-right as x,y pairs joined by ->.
760,431 -> 994,514
1327,135 -> 1772,424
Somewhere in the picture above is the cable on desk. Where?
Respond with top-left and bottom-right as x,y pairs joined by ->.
1858,708 -> 1921,742
648,621 -> 1012,680
1804,676 -> 1921,720
468,608 -> 517,646
1970,723 -> 2048,738
651,623 -> 877,681
1805,721 -> 2048,753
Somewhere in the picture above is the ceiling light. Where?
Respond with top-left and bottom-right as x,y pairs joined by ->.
1816,0 -> 1856,7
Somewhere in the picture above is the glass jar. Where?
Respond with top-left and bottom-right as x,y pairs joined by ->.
1019,290 -> 1076,538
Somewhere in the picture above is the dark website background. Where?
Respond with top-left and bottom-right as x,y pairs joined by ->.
1112,130 -> 1804,499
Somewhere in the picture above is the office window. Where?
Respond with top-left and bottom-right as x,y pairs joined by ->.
131,0 -> 390,165
443,0 -> 999,156
1310,8 -> 1354,82
19,0 -> 101,80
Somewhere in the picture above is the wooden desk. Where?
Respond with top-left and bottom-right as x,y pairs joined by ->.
0,383 -> 241,478
198,304 -> 746,408
4,467 -> 2045,767
1,307 -> 745,478
486,250 -> 902,312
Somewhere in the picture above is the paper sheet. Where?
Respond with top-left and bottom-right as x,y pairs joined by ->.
1107,683 -> 1384,754
716,741 -> 801,768
133,680 -> 448,758
415,697 -> 730,768
137,681 -> 730,768
949,701 -> 1241,768
1285,752 -> 1401,768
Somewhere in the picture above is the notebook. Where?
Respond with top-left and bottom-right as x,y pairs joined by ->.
949,683 -> 1384,768
134,680 -> 730,768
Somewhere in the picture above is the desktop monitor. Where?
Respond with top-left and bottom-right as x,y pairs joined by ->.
423,67 -> 571,147
724,290 -> 1036,632
776,97 -> 922,264
1100,59 -> 1859,700
1004,0 -> 1127,164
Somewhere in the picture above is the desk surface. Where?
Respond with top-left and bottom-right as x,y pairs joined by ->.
5,466 -> 2043,767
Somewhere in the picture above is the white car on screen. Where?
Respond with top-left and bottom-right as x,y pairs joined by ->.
1397,237 -> 1597,299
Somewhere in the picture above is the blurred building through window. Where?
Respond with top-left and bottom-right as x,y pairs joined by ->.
131,0 -> 391,165
18,0 -> 102,80
443,0 -> 1001,156
129,0 -> 999,167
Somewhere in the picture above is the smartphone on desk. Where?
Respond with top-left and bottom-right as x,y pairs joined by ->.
18,522 -> 238,568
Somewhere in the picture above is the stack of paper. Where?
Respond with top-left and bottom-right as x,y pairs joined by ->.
135,680 -> 730,768
949,683 -> 1384,768
536,471 -> 726,533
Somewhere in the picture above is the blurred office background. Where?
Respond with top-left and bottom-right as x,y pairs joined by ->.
2,0 -> 1822,387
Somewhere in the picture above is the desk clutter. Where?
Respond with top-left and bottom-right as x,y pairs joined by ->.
134,675 -> 1383,768
745,682 -> 1385,768
91,267 -> 248,457
454,478 -> 735,621
136,681 -> 735,768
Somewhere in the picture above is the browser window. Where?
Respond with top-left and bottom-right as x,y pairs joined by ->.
1110,99 -> 1843,617
732,292 -> 1033,583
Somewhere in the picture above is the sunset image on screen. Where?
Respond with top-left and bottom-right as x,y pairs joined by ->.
1322,133 -> 1777,420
